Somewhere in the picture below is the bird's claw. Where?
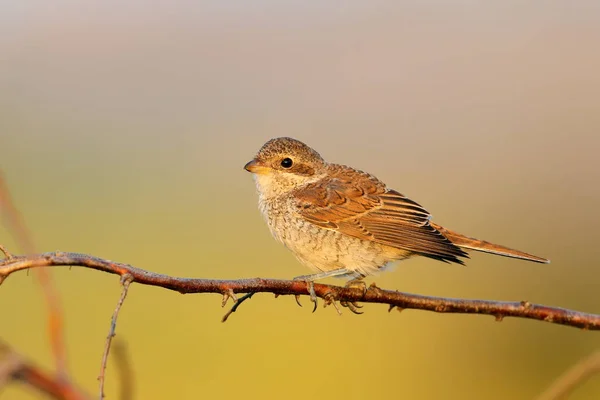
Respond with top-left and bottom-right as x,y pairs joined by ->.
340,300 -> 364,315
341,277 -> 367,313
293,277 -> 318,312
323,292 -> 342,316
322,294 -> 362,316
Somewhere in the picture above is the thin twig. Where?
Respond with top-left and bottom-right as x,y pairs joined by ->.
536,351 -> 600,400
0,249 -> 598,330
0,172 -> 69,379
98,274 -> 133,400
222,293 -> 255,322
0,244 -> 13,260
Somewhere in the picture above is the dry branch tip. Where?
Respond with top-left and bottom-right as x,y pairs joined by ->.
0,244 -> 13,260
221,293 -> 255,323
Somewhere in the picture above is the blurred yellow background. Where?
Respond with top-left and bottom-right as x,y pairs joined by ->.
1,1 -> 599,399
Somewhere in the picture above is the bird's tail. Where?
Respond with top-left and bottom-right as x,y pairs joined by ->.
431,222 -> 549,264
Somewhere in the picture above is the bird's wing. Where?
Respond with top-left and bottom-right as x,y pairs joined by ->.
293,165 -> 468,264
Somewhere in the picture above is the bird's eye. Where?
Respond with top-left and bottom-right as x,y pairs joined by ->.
280,157 -> 293,168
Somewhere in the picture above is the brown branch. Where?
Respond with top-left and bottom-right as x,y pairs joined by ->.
0,172 -> 69,379
98,275 -> 133,400
536,351 -> 600,400
0,341 -> 89,400
1,249 -> 598,330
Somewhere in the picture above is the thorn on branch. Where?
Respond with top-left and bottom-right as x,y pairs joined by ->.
221,293 -> 255,323
98,274 -> 133,400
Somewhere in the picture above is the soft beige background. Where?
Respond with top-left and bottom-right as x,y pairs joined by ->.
1,1 -> 599,399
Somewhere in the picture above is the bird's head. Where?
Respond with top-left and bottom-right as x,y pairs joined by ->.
244,137 -> 327,198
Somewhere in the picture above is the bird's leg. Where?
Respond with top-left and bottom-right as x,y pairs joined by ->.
293,268 -> 352,312
340,276 -> 367,313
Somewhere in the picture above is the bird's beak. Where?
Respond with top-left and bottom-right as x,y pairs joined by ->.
244,159 -> 270,175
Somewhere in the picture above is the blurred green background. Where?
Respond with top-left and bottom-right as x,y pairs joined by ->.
1,1 -> 599,399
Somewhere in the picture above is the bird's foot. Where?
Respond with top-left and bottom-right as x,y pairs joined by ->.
340,277 -> 367,314
340,300 -> 363,314
293,275 -> 318,312
345,277 -> 368,296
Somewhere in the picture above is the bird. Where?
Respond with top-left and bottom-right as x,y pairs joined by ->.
244,137 -> 549,309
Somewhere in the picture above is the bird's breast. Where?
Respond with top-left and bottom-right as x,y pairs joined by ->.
257,194 -> 410,275
258,196 -> 305,245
